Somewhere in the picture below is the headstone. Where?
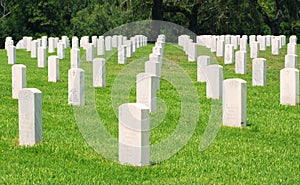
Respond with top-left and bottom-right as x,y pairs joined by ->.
48,56 -> 59,82
216,39 -> 224,57
57,42 -> 65,59
92,36 -> 97,47
266,35 -> 271,46
210,36 -> 217,52
93,58 -> 106,87
48,37 -> 55,53
26,37 -> 32,52
97,37 -> 105,56
249,35 -> 256,46
131,37 -> 136,52
136,73 -> 159,112
12,64 -> 26,99
197,56 -> 210,82
38,47 -> 46,68
145,60 -> 161,77
224,44 -> 234,64
235,50 -> 246,74
68,68 -> 85,105
86,43 -> 94,62
118,45 -> 126,64
105,36 -> 112,51
70,48 -> 80,69
188,42 -> 197,62
287,43 -> 297,55
258,36 -> 266,50
206,65 -> 223,99
252,58 -> 266,86
118,103 -> 150,166
31,40 -> 38,58
272,38 -> 280,55
41,36 -> 47,48
72,37 -> 79,49
223,78 -> 247,127
250,41 -> 259,59
126,42 -> 132,58
18,88 -> 42,146
7,46 -> 16,64
285,54 -> 298,69
289,35 -> 297,44
231,36 -> 238,49
280,68 -> 299,105
240,37 -> 247,52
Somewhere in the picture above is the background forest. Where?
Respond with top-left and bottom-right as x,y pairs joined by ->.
0,0 -> 299,47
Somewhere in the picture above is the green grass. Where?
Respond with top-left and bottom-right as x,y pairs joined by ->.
0,43 -> 299,184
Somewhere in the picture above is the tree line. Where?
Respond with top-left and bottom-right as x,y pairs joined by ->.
0,0 -> 299,47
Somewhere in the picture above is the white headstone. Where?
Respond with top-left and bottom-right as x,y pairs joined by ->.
210,37 -> 217,52
12,64 -> 26,99
224,44 -> 234,64
223,78 -> 246,127
235,50 -> 247,74
240,37 -> 247,52
93,58 -> 106,87
118,103 -> 150,166
188,42 -> 197,62
285,54 -> 298,68
31,40 -> 38,58
70,48 -> 80,69
68,68 -> 85,105
272,38 -> 280,55
136,73 -> 159,112
252,58 -> 266,86
72,37 -> 79,49
105,36 -> 112,51
206,65 -> 223,99
86,43 -> 94,62
38,47 -> 46,68
197,56 -> 210,82
118,45 -> 126,64
289,35 -> 297,44
250,41 -> 259,59
48,37 -> 55,53
48,56 -> 60,82
287,43 -> 297,55
280,68 -> 299,105
216,39 -> 225,57
97,37 -> 105,56
41,36 -> 47,48
126,42 -> 132,58
7,46 -> 16,64
57,42 -> 65,59
26,37 -> 32,52
18,88 -> 42,146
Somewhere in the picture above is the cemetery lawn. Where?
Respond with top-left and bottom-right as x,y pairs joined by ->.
0,44 -> 299,184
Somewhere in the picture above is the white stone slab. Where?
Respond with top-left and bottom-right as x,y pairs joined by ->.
97,37 -> 105,56
252,58 -> 266,86
105,36 -> 112,51
136,73 -> 159,112
72,37 -> 79,49
197,56 -> 210,82
118,103 -> 150,166
31,40 -> 38,58
18,88 -> 42,146
272,38 -> 280,55
12,64 -> 26,99
250,42 -> 259,59
57,42 -> 65,59
216,39 -> 224,57
206,65 -> 223,99
68,68 -> 85,105
240,37 -> 247,52
48,56 -> 59,82
285,54 -> 298,68
235,50 -> 247,74
224,44 -> 234,64
71,48 -> 80,69
7,46 -> 16,64
86,43 -> 94,62
48,37 -> 55,53
93,58 -> 106,87
223,78 -> 246,127
118,45 -> 126,64
38,47 -> 46,68
287,43 -> 297,55
280,68 -> 299,105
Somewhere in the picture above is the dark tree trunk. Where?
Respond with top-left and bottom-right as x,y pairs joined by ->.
151,0 -> 163,41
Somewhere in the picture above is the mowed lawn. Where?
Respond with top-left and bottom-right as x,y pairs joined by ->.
0,42 -> 299,184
